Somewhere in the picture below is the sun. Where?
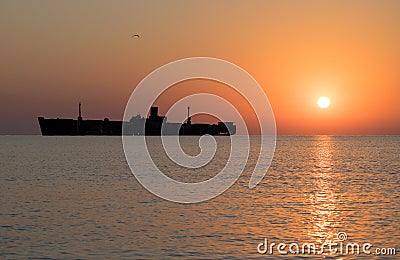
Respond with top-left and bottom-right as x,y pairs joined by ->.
317,96 -> 331,108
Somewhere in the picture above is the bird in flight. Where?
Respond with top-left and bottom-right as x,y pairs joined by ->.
132,34 -> 140,38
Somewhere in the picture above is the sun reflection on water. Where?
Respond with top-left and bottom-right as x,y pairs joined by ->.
307,136 -> 343,255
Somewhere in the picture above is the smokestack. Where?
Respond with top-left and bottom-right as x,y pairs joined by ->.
150,107 -> 158,119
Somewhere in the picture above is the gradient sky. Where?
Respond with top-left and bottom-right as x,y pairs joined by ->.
1,0 -> 399,135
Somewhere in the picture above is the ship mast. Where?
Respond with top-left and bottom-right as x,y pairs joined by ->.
187,106 -> 191,125
78,102 -> 82,121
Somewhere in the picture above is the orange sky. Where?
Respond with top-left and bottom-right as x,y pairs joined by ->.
0,1 -> 399,135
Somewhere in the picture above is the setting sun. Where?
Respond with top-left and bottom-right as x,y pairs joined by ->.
317,96 -> 331,109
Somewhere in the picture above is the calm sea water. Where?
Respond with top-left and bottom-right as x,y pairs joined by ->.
1,136 -> 399,259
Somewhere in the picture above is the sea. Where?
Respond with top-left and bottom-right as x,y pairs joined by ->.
1,136 -> 399,259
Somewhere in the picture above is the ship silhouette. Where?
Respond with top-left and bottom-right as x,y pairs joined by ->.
38,103 -> 236,136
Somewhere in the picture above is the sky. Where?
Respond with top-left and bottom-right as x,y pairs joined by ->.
1,0 -> 399,135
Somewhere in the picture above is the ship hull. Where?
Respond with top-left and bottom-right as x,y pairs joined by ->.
38,117 -> 236,136
38,117 -> 123,136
